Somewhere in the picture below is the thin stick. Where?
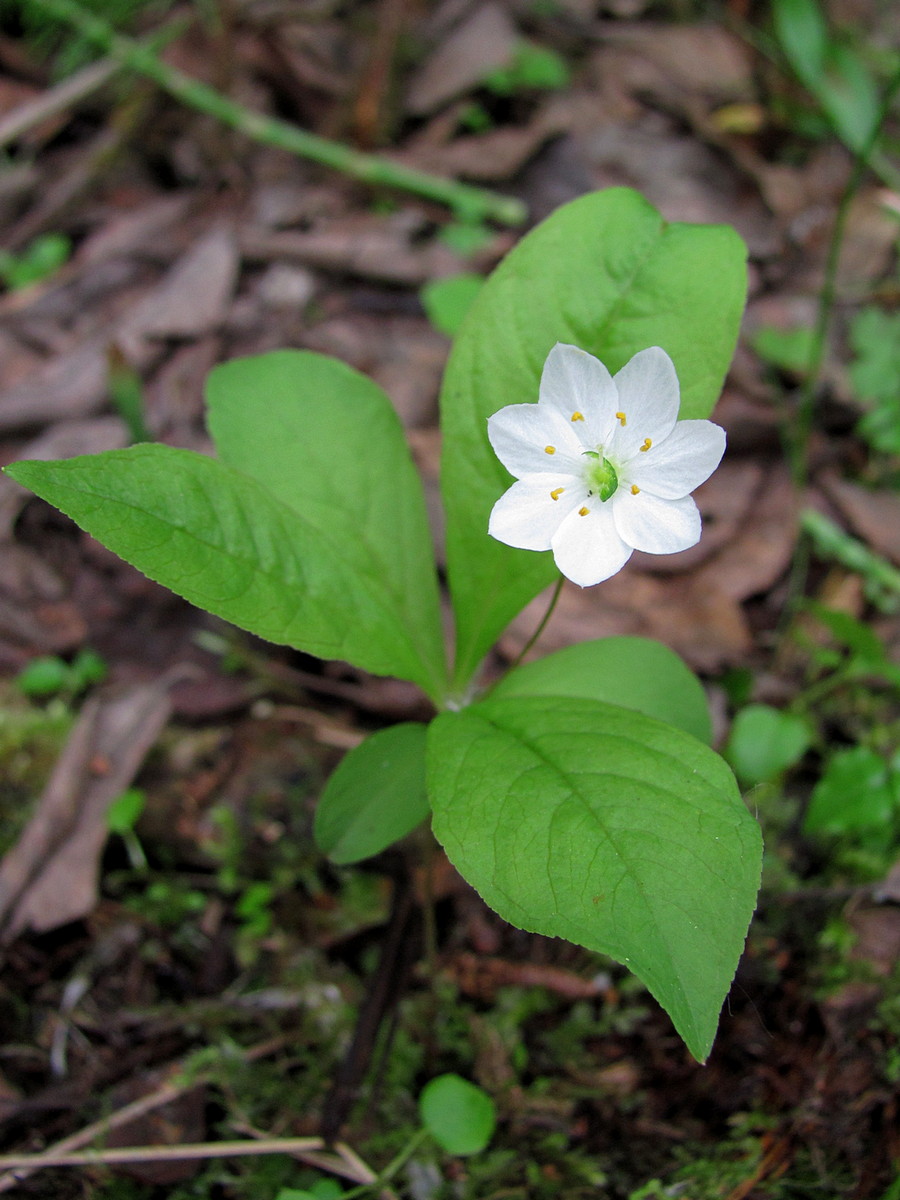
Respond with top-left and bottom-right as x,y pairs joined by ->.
25,0 -> 527,227
0,57 -> 119,148
0,1138 -> 325,1170
0,1034 -> 288,1193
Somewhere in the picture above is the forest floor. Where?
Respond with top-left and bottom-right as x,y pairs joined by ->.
0,0 -> 898,1196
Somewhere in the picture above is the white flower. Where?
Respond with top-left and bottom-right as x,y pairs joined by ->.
487,343 -> 726,587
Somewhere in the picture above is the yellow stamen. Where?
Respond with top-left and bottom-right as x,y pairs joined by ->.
631,484 -> 640,495
640,437 -> 652,452
571,411 -> 584,422
616,411 -> 627,426
544,445 -> 556,455
578,506 -> 590,517
550,487 -> 565,501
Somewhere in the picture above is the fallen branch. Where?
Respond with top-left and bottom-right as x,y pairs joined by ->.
23,0 -> 528,227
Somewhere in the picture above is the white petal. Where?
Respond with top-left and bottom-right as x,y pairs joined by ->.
539,343 -> 618,447
628,420 -> 726,499
550,502 -> 633,587
612,491 -> 701,554
489,474 -> 586,551
611,347 -> 680,460
488,404 -> 584,478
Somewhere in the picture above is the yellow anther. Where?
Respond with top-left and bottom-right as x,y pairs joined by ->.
550,487 -> 565,501
578,506 -> 590,517
631,484 -> 640,495
544,445 -> 556,455
571,411 -> 584,422
616,411 -> 627,426
640,437 -> 652,452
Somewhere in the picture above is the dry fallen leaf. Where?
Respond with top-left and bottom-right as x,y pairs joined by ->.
405,2 -> 519,116
117,226 -> 240,354
819,474 -> 900,568
0,672 -> 186,943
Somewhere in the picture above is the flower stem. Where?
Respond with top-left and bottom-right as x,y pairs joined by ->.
26,0 -> 527,227
507,574 -> 564,675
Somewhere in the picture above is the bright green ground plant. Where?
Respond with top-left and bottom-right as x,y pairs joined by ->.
5,188 -> 761,1062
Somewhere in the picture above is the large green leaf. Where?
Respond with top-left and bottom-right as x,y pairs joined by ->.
439,188 -> 747,693
490,636 -> 712,744
427,695 -> 762,1061
206,351 -> 446,696
314,723 -> 430,865
5,445 -> 440,694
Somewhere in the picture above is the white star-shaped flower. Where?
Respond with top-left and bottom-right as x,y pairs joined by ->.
487,343 -> 726,587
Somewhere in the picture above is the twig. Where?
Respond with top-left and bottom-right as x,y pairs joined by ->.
0,56 -> 119,148
0,1034 -> 288,1193
24,0 -> 527,226
0,1138 -> 324,1170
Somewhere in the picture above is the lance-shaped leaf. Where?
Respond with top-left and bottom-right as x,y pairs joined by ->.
439,188 -> 747,692
5,454 -> 434,695
427,695 -> 762,1061
6,352 -> 447,699
205,351 -> 446,696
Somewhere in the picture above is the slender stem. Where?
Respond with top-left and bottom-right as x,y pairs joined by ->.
507,574 -> 564,675
26,0 -> 527,227
790,64 -> 900,489
375,1127 -> 431,1184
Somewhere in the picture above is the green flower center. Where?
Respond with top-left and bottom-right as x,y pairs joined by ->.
583,451 -> 619,502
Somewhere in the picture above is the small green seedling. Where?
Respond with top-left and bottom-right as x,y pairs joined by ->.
420,274 -> 484,338
15,648 -> 107,700
106,786 -> 148,870
436,221 -> 493,257
276,1182 -> 343,1200
772,0 -> 892,177
0,233 -> 71,290
724,704 -> 812,788
483,41 -> 570,96
751,324 -> 816,378
419,1073 -> 496,1157
108,346 -> 152,444
848,306 -> 900,456
804,746 -> 900,848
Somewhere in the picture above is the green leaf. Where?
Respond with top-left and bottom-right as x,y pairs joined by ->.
751,325 -> 815,376
0,232 -> 71,290
206,351 -> 446,697
5,445 -> 439,694
106,787 -> 146,835
420,274 -> 484,337
849,308 -> 900,454
804,747 -> 896,836
490,636 -> 712,744
819,42 -> 881,153
801,601 -> 886,666
439,188 -> 747,693
483,41 -> 570,95
427,696 -> 762,1061
15,655 -> 69,698
419,1074 -> 497,1156
314,723 -> 430,864
773,0 -> 828,90
724,704 -> 811,787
